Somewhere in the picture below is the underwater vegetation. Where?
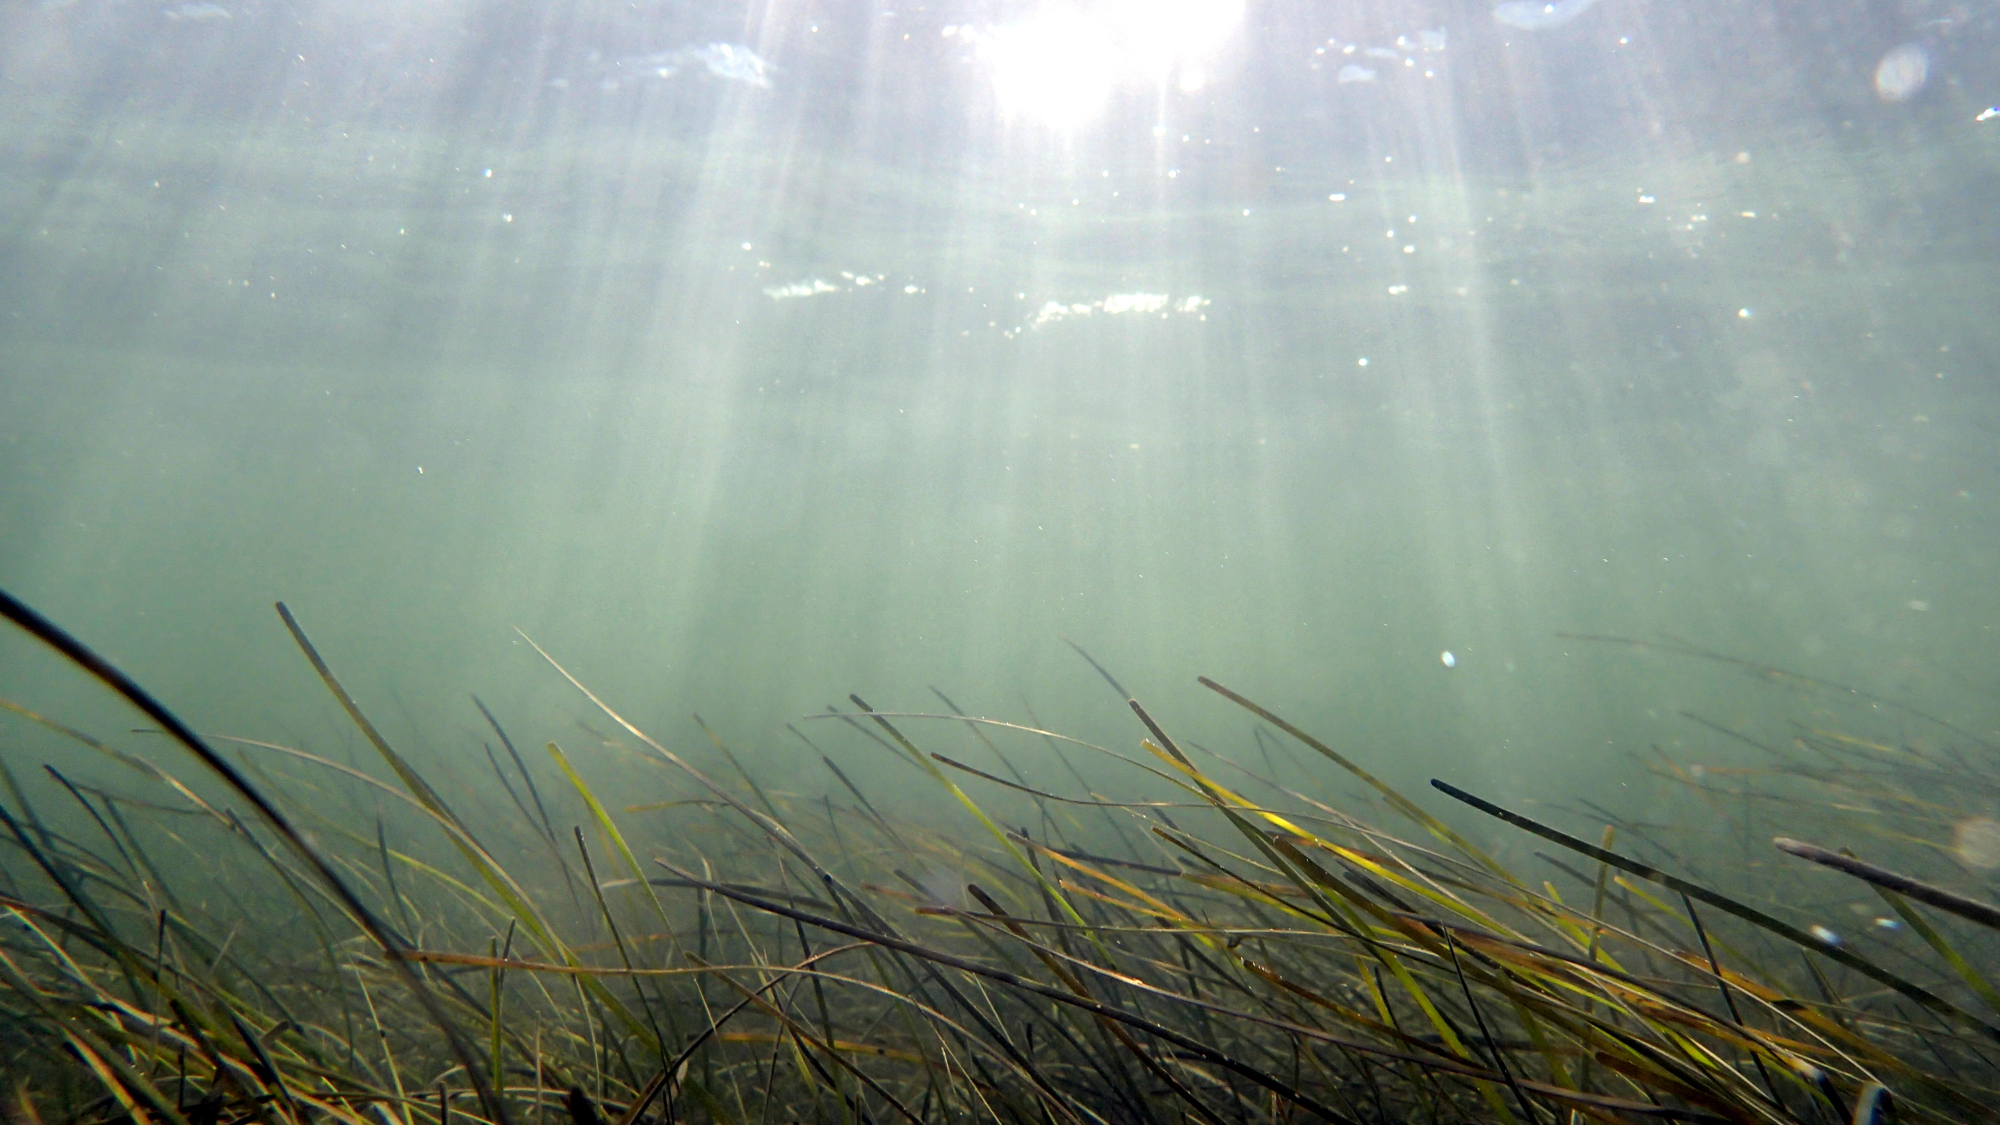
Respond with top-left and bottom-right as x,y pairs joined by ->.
4,588 -> 2000,1125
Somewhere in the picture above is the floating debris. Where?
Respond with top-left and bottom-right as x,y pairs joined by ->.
1440,651 -> 1456,668
1808,924 -> 1843,947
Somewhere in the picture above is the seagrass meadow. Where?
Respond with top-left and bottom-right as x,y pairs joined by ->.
7,587 -> 2000,1125
7,7 -> 2000,1122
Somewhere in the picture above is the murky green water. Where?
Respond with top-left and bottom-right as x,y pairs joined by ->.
4,0 -> 1999,825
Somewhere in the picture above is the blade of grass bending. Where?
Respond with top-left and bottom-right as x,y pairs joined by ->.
43,765 -> 144,890
491,922 -> 515,1102
519,632 -> 858,910
1443,931 -> 1539,1125
934,753 -> 1175,810
819,754 -> 906,849
1680,894 -> 1782,1110
1128,701 -> 1516,1119
283,610 -> 664,1065
692,714 -> 783,823
101,800 -> 185,925
1064,639 -> 1131,699
280,613 -> 546,914
1870,885 -> 2000,1021
1201,679 -> 1517,882
927,687 -> 1025,784
964,885 -> 1230,1125
549,742 -> 680,947
517,633 -> 1054,1110
0,794 -> 150,1003
702,865 -> 1734,1122
571,828 -> 670,1067
692,956 -> 926,1125
1774,838 -> 2000,932
275,604 -> 460,826
663,863 -> 1365,1125
229,1009 -> 303,1124
483,742 -> 550,846
0,587 -> 509,1125
376,818 -> 418,938
474,695 -> 560,848
1431,777 -> 2000,1043
844,696 -> 1090,930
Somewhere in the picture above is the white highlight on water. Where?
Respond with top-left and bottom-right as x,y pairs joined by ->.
1492,0 -> 1599,31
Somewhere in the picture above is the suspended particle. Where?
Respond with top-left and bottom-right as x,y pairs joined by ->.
1874,43 -> 1929,103
1953,817 -> 2000,868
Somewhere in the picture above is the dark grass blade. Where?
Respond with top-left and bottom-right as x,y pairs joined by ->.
0,585 -> 512,1125
1202,679 -> 1517,882
663,863 -> 1365,1124
1431,777 -> 2000,1043
1774,837 -> 2000,931
1063,639 -> 1131,700
667,862 -> 1731,1121
277,604 -> 461,828
475,694 -> 561,849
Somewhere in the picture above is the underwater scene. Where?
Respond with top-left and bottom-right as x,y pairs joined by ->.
4,0 -> 2000,1121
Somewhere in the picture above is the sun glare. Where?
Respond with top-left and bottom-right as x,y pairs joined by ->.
986,9 -> 1120,128
982,0 -> 1245,126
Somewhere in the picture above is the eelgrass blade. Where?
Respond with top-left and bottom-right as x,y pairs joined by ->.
1774,837 -> 2000,932
1869,885 -> 2000,1021
519,635 -> 1079,1116
1679,894 -> 1783,1110
1431,777 -> 2000,1044
571,828 -> 670,1067
549,741 -> 681,948
282,607 -> 671,1070
1063,640 -> 1131,700
691,955 -> 927,1125
1442,931 -> 1539,1125
1126,701 -> 1532,1120
276,604 -> 462,827
962,884 -> 1231,1125
1201,679 -> 1518,882
0,586 -> 510,1125
670,862 -> 1734,1121
474,694 -> 561,849
664,863 -> 1365,1124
